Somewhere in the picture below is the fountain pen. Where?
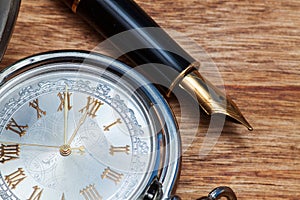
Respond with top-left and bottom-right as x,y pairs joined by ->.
60,0 -> 252,130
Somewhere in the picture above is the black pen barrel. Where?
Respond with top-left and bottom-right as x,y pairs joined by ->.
61,0 -> 195,89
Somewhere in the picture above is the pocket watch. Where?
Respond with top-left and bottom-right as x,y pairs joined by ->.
0,50 -> 236,200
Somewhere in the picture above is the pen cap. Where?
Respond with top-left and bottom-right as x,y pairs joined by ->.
0,0 -> 21,63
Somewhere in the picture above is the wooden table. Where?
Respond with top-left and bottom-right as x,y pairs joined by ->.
1,0 -> 299,199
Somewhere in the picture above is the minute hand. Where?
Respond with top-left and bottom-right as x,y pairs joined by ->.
67,110 -> 88,146
64,85 -> 69,145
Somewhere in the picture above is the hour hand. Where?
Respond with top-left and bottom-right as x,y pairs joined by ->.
67,110 -> 88,146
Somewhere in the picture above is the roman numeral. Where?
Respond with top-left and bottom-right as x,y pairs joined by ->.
29,99 -> 46,119
80,184 -> 102,200
57,91 -> 72,112
109,145 -> 130,155
0,144 -> 20,164
5,118 -> 28,137
79,96 -> 103,118
101,167 -> 123,185
103,118 -> 122,132
28,185 -> 43,200
5,168 -> 26,189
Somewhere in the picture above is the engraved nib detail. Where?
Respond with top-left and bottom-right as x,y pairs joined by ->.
180,70 -> 253,131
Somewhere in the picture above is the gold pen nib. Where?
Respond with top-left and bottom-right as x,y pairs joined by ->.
179,70 -> 253,131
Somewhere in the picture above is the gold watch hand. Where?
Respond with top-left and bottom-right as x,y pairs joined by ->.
0,141 -> 60,149
67,110 -> 88,145
64,85 -> 69,145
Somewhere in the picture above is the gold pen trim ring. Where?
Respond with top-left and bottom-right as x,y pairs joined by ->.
166,61 -> 200,97
72,0 -> 81,13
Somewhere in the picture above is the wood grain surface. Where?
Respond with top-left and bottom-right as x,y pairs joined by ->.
0,0 -> 299,199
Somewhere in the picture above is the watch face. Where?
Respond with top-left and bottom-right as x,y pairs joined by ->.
0,51 -> 180,200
